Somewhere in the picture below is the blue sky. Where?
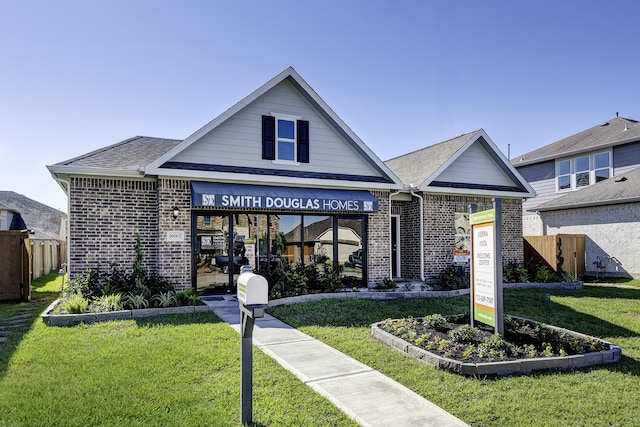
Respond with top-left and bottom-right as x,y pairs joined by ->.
2,0 -> 639,213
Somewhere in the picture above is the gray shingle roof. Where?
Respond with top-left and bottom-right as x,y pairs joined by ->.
384,132 -> 475,186
53,136 -> 182,170
0,191 -> 66,239
535,166 -> 640,212
513,117 -> 640,166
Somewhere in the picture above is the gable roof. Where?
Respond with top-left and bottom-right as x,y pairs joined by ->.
145,66 -> 402,189
0,191 -> 66,239
534,166 -> 640,212
513,116 -> 640,167
385,129 -> 535,197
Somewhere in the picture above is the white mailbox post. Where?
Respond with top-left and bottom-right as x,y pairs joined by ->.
237,270 -> 268,425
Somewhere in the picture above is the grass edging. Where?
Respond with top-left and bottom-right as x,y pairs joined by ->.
370,315 -> 621,377
41,299 -> 213,327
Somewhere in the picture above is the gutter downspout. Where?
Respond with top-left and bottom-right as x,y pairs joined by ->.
389,190 -> 402,279
53,176 -> 71,277
409,187 -> 425,281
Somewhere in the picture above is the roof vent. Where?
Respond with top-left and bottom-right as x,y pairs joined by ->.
600,122 -> 610,127
615,176 -> 627,182
624,122 -> 629,131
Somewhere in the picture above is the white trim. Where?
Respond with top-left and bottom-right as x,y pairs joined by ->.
418,129 -> 536,198
391,214 -> 401,279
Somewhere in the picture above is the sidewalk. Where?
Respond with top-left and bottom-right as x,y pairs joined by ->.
203,295 -> 469,427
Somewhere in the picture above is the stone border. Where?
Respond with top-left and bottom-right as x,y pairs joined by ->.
41,299 -> 214,327
370,315 -> 621,377
267,282 -> 583,308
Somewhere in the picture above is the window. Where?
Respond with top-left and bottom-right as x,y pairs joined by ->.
262,115 -> 309,163
556,151 -> 611,192
594,152 -> 611,182
277,118 -> 296,161
557,160 -> 571,191
575,156 -> 590,188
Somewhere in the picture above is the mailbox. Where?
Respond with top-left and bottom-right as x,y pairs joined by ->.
237,272 -> 268,306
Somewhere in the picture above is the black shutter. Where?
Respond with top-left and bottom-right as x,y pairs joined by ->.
297,120 -> 309,163
262,115 -> 275,160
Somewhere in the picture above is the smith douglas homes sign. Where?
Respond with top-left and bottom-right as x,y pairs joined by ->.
190,182 -> 379,213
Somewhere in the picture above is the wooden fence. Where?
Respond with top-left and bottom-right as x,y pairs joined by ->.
0,230 -> 31,301
524,234 -> 585,279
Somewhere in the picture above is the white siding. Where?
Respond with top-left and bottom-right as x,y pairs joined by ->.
435,142 -> 514,186
171,80 -> 382,178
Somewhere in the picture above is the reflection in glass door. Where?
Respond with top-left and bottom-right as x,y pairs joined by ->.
194,213 -> 251,293
338,217 -> 363,283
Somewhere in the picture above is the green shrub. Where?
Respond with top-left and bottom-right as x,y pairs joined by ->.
448,324 -> 480,343
175,289 -> 198,306
125,293 -> 149,310
438,265 -> 469,290
503,259 -> 529,283
423,313 -> 447,331
90,293 -> 124,312
152,291 -> 176,308
535,265 -> 559,283
61,293 -> 89,314
381,277 -> 397,290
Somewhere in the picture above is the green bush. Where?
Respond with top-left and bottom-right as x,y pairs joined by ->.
535,265 -> 559,283
422,313 -> 447,331
90,293 -> 124,312
503,259 -> 529,283
438,265 -> 469,290
448,324 -> 479,343
125,293 -> 149,310
60,293 -> 89,314
175,289 -> 199,306
152,291 -> 176,308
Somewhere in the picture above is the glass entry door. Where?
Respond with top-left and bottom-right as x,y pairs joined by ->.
194,213 -> 246,293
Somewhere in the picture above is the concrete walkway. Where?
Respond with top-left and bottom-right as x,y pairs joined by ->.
203,295 -> 469,427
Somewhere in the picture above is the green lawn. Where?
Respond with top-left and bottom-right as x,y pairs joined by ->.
2,274 -> 639,426
269,285 -> 640,427
0,273 -> 358,427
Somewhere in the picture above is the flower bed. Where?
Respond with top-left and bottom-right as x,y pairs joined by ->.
371,313 -> 621,376
41,299 -> 213,327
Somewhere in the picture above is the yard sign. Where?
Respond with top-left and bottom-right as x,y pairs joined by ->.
470,199 -> 504,335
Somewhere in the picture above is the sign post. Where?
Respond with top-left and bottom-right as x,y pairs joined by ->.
470,198 -> 504,335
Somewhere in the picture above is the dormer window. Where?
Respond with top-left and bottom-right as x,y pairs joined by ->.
262,114 -> 309,163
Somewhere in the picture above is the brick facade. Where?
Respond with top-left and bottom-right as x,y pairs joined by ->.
367,190 -> 391,283
393,194 -> 523,281
157,178 -> 191,289
69,177 -> 159,277
68,177 -> 525,289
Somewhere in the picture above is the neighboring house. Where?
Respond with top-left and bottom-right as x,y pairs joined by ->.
47,67 -> 534,291
0,191 -> 67,279
513,116 -> 640,278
